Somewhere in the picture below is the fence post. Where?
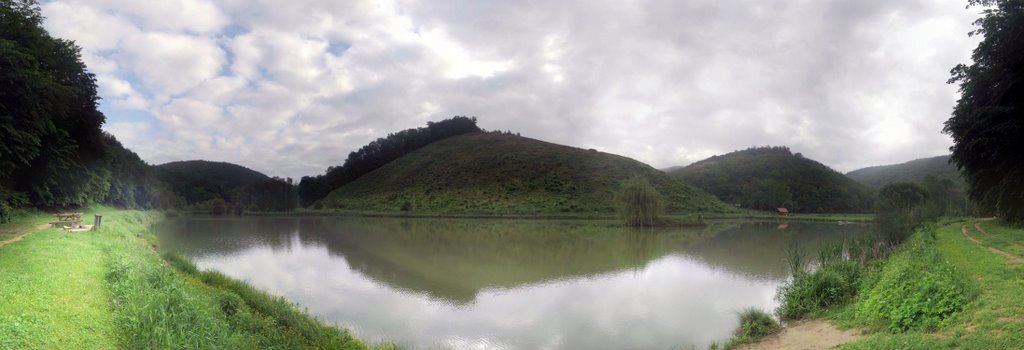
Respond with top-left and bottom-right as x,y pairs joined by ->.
94,214 -> 102,229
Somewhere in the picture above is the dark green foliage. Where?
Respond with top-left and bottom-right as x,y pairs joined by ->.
945,0 -> 1024,223
321,133 -> 732,214
299,116 -> 482,207
617,177 -> 664,227
846,155 -> 961,188
669,146 -> 873,213
156,161 -> 296,213
875,182 -> 930,243
856,227 -> 975,332
1,0 -> 110,208
776,260 -> 863,320
0,1 -> 165,212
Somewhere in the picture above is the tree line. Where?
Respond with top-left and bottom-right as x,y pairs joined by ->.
0,1 -> 296,220
297,116 -> 481,207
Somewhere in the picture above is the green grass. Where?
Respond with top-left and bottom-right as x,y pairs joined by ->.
0,213 -> 118,349
720,308 -> 781,349
0,207 -> 373,349
320,133 -> 733,215
837,220 -> 1024,349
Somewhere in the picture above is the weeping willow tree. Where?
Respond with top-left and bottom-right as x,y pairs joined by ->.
617,176 -> 665,227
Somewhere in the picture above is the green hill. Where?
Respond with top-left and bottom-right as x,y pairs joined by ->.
845,155 -> 960,188
158,160 -> 270,190
668,146 -> 873,213
156,160 -> 297,211
319,132 -> 731,214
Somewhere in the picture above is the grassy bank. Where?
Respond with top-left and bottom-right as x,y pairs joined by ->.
0,207 -> 372,349
730,219 -> 1023,349
839,220 -> 1024,349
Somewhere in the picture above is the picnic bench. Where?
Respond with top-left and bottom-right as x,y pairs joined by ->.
50,213 -> 83,229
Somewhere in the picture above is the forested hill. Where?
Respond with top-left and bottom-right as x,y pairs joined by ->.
154,160 -> 298,212
845,155 -> 960,188
668,146 -> 873,213
158,160 -> 270,191
319,132 -> 733,214
298,116 -> 482,207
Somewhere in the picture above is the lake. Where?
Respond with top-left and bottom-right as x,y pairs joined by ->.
155,216 -> 873,349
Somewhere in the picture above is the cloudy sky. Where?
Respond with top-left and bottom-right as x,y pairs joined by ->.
39,0 -> 980,179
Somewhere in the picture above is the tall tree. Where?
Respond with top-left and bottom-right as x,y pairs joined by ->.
1,0 -> 109,208
945,0 -> 1024,222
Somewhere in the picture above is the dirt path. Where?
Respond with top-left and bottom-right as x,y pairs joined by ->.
735,320 -> 862,350
975,222 -> 1024,251
0,223 -> 50,248
961,223 -> 1023,267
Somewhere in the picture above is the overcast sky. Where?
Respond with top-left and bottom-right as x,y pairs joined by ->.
39,0 -> 980,179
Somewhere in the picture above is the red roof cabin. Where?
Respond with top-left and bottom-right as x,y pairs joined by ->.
776,207 -> 790,216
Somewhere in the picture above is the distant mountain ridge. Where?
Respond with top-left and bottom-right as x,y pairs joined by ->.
319,132 -> 733,214
845,155 -> 960,188
668,146 -> 873,213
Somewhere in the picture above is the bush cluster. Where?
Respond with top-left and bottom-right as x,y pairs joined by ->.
777,260 -> 863,320
855,228 -> 975,332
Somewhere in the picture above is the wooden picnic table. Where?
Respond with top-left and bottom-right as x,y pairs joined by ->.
53,213 -> 82,221
51,213 -> 84,229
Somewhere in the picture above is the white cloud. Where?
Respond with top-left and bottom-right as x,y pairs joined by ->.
41,0 -> 981,178
120,32 -> 226,97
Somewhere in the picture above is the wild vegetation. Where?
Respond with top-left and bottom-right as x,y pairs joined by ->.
716,308 -> 781,349
319,132 -> 732,214
669,146 -> 874,213
298,116 -> 482,207
945,0 -> 1024,223
0,1 -> 165,218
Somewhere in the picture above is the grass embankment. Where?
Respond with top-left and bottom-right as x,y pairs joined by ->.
0,207 -> 372,349
320,132 -> 732,214
732,219 -> 1023,349
839,220 -> 1024,349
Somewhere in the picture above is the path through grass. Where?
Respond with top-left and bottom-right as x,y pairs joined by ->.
843,220 -> 1024,349
0,217 -> 117,349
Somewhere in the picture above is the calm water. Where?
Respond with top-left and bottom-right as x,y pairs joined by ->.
156,217 -> 872,349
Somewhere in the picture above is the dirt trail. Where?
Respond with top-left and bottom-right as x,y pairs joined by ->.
975,222 -> 1024,250
961,223 -> 1023,266
735,320 -> 862,350
0,223 -> 51,248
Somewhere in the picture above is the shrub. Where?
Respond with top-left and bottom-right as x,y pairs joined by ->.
855,228 -> 975,332
736,308 -> 780,340
777,260 -> 863,320
723,308 -> 781,349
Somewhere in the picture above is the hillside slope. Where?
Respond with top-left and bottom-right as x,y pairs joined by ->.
156,160 -> 275,206
668,147 -> 873,213
845,155 -> 960,188
320,133 -> 731,214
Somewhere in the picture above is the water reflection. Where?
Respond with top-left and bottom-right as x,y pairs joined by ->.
157,217 -> 871,349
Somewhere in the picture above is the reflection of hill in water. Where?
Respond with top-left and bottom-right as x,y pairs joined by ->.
157,217 -> 871,304
308,218 -> 718,304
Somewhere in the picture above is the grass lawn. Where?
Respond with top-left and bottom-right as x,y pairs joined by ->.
841,220 -> 1024,349
0,207 -> 372,350
0,214 -> 117,349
